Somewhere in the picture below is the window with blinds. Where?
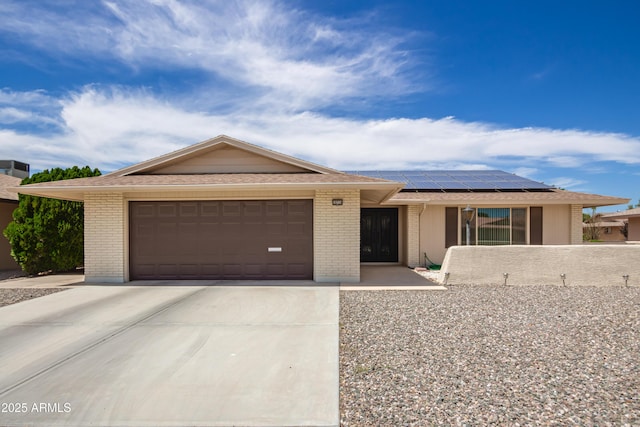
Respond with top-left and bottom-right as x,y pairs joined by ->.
461,207 -> 528,245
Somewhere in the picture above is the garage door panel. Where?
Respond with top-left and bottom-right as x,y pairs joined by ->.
201,264 -> 221,276
180,203 -> 198,217
243,202 -> 263,216
223,202 -> 241,217
200,203 -> 220,216
179,264 -> 200,277
287,201 -> 308,216
286,263 -> 308,277
157,203 -> 178,217
266,222 -> 285,235
287,221 -> 307,235
134,204 -> 156,217
130,200 -> 312,280
266,202 -> 284,216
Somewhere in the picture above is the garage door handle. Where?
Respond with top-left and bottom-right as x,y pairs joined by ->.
268,247 -> 282,252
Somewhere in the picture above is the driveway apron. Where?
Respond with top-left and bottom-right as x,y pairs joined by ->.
0,285 -> 339,427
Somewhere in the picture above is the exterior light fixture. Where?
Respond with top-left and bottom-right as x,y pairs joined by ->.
462,205 -> 475,246
332,199 -> 343,206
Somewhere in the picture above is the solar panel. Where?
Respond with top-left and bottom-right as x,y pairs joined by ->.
347,170 -> 553,191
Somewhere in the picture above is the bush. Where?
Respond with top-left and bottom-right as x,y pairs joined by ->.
3,166 -> 101,275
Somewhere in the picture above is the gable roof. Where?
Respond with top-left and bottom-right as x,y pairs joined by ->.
12,136 -> 404,203
110,135 -> 340,176
0,174 -> 21,201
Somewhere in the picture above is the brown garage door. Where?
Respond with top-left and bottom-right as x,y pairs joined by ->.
129,200 -> 313,280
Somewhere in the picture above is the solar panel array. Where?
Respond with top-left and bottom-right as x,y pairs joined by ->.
346,170 -> 553,192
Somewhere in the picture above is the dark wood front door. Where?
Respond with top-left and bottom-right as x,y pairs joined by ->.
360,208 -> 399,262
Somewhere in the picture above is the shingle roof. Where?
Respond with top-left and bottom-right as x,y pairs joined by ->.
12,172 -> 404,202
389,189 -> 629,207
0,174 -> 21,201
15,172 -> 396,187
603,207 -> 640,219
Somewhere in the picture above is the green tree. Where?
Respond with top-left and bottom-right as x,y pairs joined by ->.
3,166 -> 101,275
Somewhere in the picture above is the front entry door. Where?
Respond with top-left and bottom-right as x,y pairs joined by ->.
360,208 -> 399,262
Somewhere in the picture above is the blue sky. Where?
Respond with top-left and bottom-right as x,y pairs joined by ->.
0,0 -> 638,211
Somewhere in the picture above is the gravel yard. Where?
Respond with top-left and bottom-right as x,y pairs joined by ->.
0,287 -> 67,307
0,270 -> 68,307
340,285 -> 640,426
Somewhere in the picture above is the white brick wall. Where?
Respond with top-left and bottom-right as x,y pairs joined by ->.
84,193 -> 126,283
314,190 -> 360,282
570,204 -> 583,244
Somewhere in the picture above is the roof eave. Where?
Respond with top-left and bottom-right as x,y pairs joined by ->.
386,194 -> 630,207
13,182 -> 404,203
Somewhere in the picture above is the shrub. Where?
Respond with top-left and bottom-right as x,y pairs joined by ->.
3,166 -> 101,275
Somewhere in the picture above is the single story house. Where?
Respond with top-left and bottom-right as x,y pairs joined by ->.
0,174 -> 21,271
582,219 -> 627,242
603,208 -> 640,242
12,135 -> 628,283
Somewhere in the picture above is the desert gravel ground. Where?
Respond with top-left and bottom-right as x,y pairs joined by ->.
0,287 -> 67,307
0,270 -> 67,307
340,285 -> 640,426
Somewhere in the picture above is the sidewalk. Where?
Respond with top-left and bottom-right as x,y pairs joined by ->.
0,272 -> 84,288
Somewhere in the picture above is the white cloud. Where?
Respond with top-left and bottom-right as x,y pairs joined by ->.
547,177 -> 588,191
0,0 -> 418,111
1,87 -> 640,175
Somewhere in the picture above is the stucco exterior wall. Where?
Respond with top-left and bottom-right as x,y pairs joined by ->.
437,245 -> 640,286
314,189 -> 360,282
84,193 -> 126,283
542,205 -> 570,244
628,217 -> 640,242
0,200 -> 19,270
420,205 -> 447,266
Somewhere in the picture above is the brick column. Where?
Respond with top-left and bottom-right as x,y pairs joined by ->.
570,204 -> 584,244
314,190 -> 360,282
84,193 -> 126,282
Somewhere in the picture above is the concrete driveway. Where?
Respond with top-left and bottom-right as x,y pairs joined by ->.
0,285 -> 339,426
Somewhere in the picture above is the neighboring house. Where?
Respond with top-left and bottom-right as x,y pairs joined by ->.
582,220 -> 627,242
12,135 -> 628,283
602,208 -> 640,242
0,174 -> 21,270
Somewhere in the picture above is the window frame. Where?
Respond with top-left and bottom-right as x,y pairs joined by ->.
459,206 -> 530,246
